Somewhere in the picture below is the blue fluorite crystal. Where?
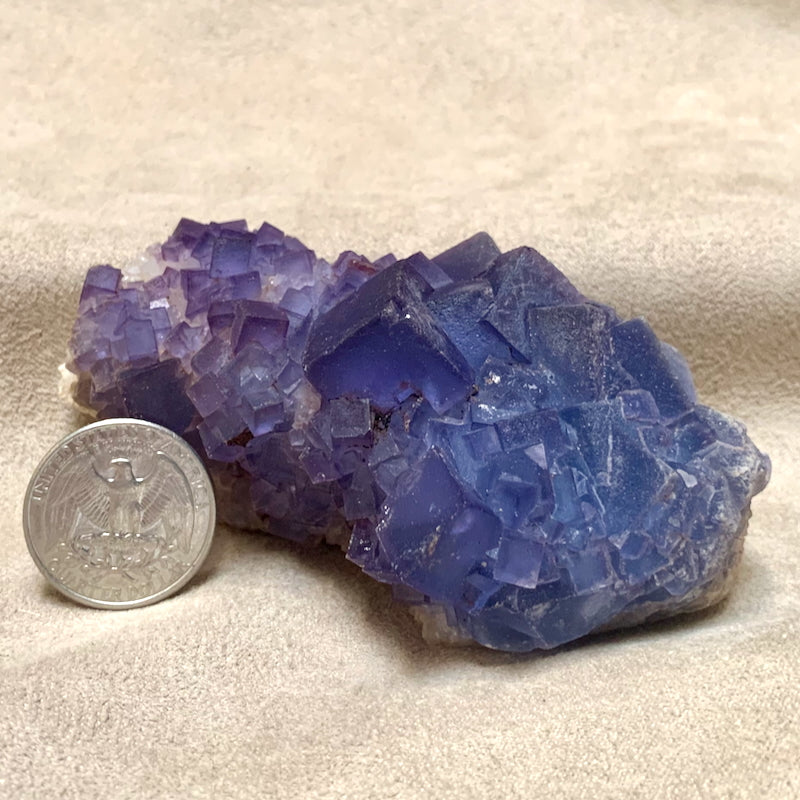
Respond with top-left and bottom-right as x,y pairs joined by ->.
67,220 -> 770,651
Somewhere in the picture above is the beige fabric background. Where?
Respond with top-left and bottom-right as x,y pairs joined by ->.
1,1 -> 798,798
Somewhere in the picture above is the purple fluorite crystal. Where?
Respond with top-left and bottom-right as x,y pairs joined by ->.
66,219 -> 770,651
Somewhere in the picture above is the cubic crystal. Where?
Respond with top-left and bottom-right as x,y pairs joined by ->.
65,220 -> 771,651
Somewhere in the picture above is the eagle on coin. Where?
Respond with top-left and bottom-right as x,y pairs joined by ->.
44,450 -> 195,587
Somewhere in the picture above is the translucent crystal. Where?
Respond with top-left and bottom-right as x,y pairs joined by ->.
66,219 -> 771,651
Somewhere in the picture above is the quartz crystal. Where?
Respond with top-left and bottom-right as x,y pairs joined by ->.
66,220 -> 770,651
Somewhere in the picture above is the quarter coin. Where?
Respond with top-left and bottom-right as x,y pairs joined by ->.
23,418 -> 216,609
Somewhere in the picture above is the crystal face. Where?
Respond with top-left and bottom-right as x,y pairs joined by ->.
66,219 -> 770,651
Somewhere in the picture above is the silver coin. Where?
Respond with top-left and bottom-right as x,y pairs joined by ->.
23,418 -> 216,609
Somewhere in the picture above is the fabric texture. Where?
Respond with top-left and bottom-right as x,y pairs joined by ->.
1,2 -> 798,797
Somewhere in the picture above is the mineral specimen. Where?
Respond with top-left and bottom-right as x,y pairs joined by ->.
66,219 -> 770,651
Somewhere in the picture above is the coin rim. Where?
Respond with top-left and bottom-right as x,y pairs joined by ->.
23,418 -> 217,610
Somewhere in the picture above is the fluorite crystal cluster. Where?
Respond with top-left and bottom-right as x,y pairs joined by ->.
66,219 -> 770,651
